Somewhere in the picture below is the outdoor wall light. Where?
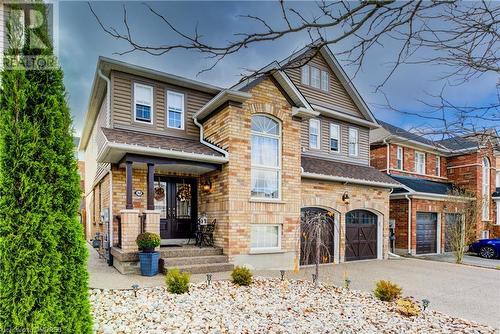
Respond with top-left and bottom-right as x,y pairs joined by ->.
342,192 -> 350,205
202,179 -> 212,193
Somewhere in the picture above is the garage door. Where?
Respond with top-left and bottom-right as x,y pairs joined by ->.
416,212 -> 437,254
345,210 -> 378,261
444,213 -> 462,252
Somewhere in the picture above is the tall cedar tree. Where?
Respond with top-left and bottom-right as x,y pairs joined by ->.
0,2 -> 91,332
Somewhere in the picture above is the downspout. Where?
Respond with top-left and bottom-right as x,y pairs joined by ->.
383,139 -> 390,174
387,187 -> 401,258
405,194 -> 412,255
192,115 -> 229,159
97,69 -> 111,128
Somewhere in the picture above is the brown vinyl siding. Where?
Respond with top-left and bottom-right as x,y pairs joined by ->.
110,70 -> 215,139
285,53 -> 363,118
301,116 -> 370,164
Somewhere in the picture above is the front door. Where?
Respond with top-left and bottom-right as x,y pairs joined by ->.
416,212 -> 437,254
154,176 -> 197,240
345,210 -> 378,261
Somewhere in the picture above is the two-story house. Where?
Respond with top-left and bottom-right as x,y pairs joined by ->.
80,43 -> 399,274
370,121 -> 498,256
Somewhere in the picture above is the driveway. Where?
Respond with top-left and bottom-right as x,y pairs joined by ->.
88,245 -> 500,329
415,252 -> 500,269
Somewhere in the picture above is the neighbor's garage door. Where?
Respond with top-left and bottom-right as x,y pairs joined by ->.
416,212 -> 437,254
345,210 -> 378,261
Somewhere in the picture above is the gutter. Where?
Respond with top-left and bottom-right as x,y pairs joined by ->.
383,139 -> 390,174
405,194 -> 412,255
192,116 -> 229,160
391,192 -> 472,201
194,90 -> 251,121
97,69 -> 111,128
301,172 -> 398,189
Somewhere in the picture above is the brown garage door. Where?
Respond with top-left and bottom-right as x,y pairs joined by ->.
345,210 -> 378,261
416,212 -> 437,254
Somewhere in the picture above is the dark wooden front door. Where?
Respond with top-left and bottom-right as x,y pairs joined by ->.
154,176 -> 197,239
300,207 -> 336,265
416,212 -> 437,254
345,210 -> 378,261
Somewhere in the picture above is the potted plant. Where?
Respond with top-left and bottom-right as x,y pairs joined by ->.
136,232 -> 161,276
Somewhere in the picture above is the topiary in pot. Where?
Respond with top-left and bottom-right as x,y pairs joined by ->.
231,266 -> 253,286
136,232 -> 161,253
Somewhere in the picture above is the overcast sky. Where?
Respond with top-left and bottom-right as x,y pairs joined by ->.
57,1 -> 498,136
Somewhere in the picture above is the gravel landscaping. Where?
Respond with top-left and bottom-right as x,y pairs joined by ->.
90,278 -> 495,334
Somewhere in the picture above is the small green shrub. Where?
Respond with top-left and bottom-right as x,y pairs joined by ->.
231,266 -> 253,286
373,280 -> 402,302
396,298 -> 421,317
136,232 -> 161,251
165,269 -> 191,294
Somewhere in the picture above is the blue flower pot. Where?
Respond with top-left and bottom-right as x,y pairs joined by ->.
138,251 -> 160,276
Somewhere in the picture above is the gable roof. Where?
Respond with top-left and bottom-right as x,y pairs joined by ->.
377,120 -> 437,147
390,175 -> 457,196
436,137 -> 479,151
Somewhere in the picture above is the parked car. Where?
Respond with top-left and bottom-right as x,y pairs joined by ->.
468,239 -> 500,259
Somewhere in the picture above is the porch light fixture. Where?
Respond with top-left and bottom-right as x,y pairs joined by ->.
131,284 -> 139,297
201,179 -> 212,193
342,192 -> 350,205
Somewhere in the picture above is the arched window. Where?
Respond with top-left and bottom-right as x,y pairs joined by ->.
482,157 -> 490,220
251,115 -> 281,199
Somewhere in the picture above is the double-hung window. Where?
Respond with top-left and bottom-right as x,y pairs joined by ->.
348,128 -> 358,156
167,91 -> 185,129
435,156 -> 441,176
396,146 -> 403,170
301,66 -> 309,85
310,66 -> 321,89
329,123 -> 340,152
309,119 -> 320,149
250,225 -> 281,251
415,151 -> 426,174
134,83 -> 153,123
301,65 -> 329,91
251,115 -> 281,199
321,70 -> 329,91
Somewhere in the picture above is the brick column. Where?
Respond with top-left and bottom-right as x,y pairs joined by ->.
120,209 -> 141,253
143,210 -> 161,251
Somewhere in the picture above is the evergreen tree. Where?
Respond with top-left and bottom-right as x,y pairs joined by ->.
0,2 -> 91,332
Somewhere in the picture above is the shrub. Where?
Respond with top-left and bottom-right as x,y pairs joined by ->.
231,266 -> 253,286
396,298 -> 421,317
373,280 -> 402,302
165,269 -> 191,294
136,232 -> 161,251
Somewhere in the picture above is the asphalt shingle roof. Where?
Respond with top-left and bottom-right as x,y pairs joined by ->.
378,120 -> 436,147
435,137 -> 479,151
390,175 -> 457,195
301,156 -> 400,185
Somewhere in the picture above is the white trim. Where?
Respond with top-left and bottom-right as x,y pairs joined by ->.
311,104 -> 379,129
396,146 -> 403,170
391,192 -> 472,201
250,224 -> 282,252
273,71 -> 312,109
435,156 -> 441,176
195,89 -> 251,120
415,151 -> 426,175
348,127 -> 359,157
291,107 -> 319,118
166,90 -> 185,130
301,172 -> 398,188
309,119 -> 321,150
97,141 -> 229,164
133,83 -> 154,124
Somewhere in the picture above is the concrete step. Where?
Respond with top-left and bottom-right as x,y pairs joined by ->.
161,262 -> 234,275
159,246 -> 223,258
160,255 -> 229,267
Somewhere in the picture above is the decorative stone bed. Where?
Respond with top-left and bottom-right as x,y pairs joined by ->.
90,278 -> 494,333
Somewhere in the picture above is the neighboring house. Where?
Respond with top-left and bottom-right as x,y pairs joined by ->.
79,43 -> 398,274
370,122 -> 498,256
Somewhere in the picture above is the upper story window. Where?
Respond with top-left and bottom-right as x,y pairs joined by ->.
134,83 -> 153,123
301,65 -> 329,91
167,91 -> 185,129
329,123 -> 340,152
415,151 -> 426,174
251,115 -> 281,199
435,156 -> 441,176
348,128 -> 358,156
396,146 -> 403,170
482,157 -> 490,220
309,119 -> 321,150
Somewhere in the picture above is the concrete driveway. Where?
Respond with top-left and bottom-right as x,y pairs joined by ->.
416,252 -> 500,269
88,245 -> 500,329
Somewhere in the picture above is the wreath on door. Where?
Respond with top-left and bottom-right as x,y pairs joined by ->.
154,186 -> 165,201
176,184 -> 191,202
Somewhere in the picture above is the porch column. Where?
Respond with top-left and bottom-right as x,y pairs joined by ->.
126,161 -> 133,209
147,163 -> 155,210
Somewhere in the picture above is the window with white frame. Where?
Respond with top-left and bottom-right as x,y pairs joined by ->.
309,119 -> 320,149
310,66 -> 321,89
329,123 -> 340,152
301,66 -> 309,85
482,157 -> 490,220
435,156 -> 441,176
166,91 -> 185,129
250,224 -> 281,250
348,128 -> 358,156
396,146 -> 403,170
251,115 -> 281,199
134,83 -> 153,123
480,230 -> 489,239
415,151 -> 426,174
321,70 -> 329,91
300,65 -> 329,91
